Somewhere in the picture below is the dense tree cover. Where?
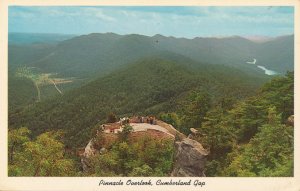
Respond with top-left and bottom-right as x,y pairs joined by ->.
179,91 -> 212,134
8,44 -> 55,71
8,128 -> 76,176
9,57 -> 266,147
8,127 -> 31,164
9,33 -> 292,112
7,49 -> 293,177
8,126 -> 174,177
8,33 -> 292,113
193,72 -> 294,176
159,113 -> 181,131
8,75 -> 37,112
84,132 -> 174,177
158,72 -> 293,177
223,107 -> 293,176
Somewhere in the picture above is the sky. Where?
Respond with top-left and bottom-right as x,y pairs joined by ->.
9,6 -> 294,38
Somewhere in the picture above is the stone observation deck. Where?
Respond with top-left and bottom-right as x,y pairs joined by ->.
130,123 -> 175,138
100,116 -> 186,140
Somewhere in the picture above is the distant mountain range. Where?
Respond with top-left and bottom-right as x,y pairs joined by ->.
9,33 -> 294,78
243,35 -> 275,43
8,33 -> 76,45
8,32 -> 294,114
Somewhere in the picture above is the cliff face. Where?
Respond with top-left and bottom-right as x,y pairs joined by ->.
171,138 -> 208,177
81,139 -> 96,172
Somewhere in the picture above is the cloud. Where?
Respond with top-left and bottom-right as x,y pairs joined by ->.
8,6 -> 294,37
9,6 -> 36,18
9,11 -> 35,19
80,7 -> 116,21
121,10 -> 137,18
93,10 -> 116,22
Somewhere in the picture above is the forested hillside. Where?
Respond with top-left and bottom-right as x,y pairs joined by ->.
8,56 -> 268,147
8,70 -> 293,177
185,72 -> 294,176
7,33 -> 294,177
8,33 -> 293,111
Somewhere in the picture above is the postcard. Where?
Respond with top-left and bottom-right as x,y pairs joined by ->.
0,0 -> 299,190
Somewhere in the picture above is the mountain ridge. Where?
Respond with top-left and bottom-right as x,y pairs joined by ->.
9,32 -> 294,79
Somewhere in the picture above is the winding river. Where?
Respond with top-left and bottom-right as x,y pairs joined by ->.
246,58 -> 278,75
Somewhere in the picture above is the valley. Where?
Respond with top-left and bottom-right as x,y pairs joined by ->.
15,66 -> 74,101
9,33 -> 293,79
7,32 -> 294,177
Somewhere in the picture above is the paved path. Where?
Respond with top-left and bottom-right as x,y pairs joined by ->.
130,123 -> 175,138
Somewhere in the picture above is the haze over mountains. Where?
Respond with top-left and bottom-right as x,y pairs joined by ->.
8,32 -> 294,112
9,33 -> 294,78
8,33 -> 76,45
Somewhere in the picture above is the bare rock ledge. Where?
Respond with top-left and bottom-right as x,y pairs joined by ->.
171,138 -> 209,177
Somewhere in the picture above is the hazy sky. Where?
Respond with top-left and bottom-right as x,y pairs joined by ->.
9,6 -> 294,38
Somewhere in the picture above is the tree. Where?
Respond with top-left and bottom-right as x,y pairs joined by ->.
9,130 -> 76,176
8,127 -> 31,164
180,91 -> 211,134
223,107 -> 293,177
227,98 -> 267,143
128,164 -> 153,176
197,108 -> 236,176
106,112 -> 117,123
259,71 -> 294,122
159,112 -> 181,128
118,124 -> 133,142
89,152 -> 118,176
88,135 -> 174,176
92,127 -> 105,150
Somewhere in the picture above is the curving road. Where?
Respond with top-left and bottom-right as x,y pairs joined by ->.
50,79 -> 63,94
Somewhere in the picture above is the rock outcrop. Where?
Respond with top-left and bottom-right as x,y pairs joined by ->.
171,138 -> 208,177
81,139 -> 96,171
80,117 -> 208,176
287,115 -> 294,126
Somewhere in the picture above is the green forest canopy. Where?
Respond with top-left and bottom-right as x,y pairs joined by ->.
8,70 -> 294,177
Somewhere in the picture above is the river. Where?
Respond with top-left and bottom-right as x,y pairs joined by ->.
257,65 -> 278,75
246,58 -> 278,75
